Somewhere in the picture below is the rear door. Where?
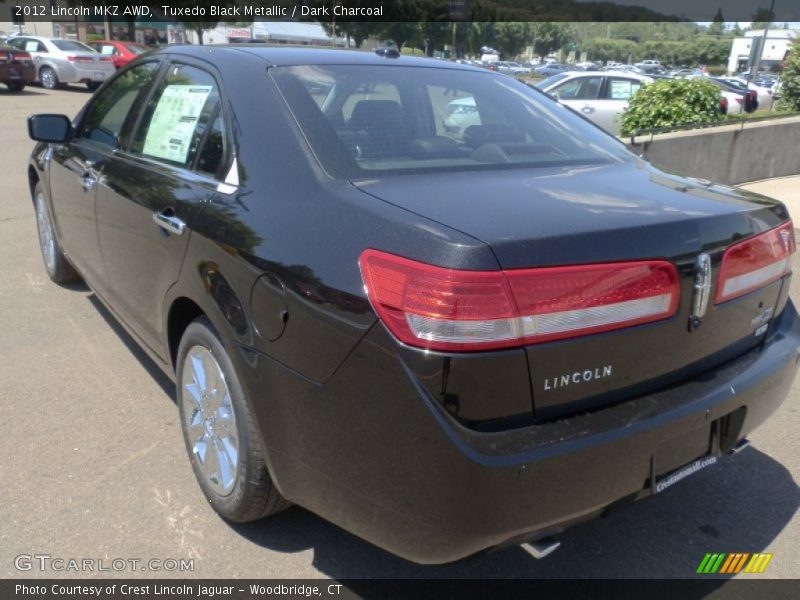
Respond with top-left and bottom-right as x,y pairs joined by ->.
45,61 -> 160,285
595,76 -> 645,135
95,60 -> 231,356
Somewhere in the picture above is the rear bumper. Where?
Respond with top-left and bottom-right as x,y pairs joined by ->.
247,301 -> 800,564
0,62 -> 35,83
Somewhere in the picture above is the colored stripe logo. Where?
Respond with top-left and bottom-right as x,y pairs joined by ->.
696,553 -> 773,574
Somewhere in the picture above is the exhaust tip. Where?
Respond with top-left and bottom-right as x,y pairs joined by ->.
521,537 -> 561,559
728,438 -> 751,455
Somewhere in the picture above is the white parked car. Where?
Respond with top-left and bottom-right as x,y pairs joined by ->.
4,36 -> 115,90
442,96 -> 481,136
717,76 -> 775,111
635,59 -> 661,69
535,71 -> 653,135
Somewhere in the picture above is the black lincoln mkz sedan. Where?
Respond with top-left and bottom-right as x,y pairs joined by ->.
27,46 -> 798,563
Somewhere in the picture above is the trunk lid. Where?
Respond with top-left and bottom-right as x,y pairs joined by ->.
355,162 -> 791,419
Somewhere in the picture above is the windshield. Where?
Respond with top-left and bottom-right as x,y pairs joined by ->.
53,40 -> 95,53
272,64 -> 631,179
535,73 -> 570,89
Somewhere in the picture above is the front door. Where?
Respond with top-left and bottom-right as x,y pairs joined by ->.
45,61 -> 160,286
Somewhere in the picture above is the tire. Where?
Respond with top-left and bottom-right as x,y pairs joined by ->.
176,316 -> 289,522
39,66 -> 59,90
86,81 -> 102,91
33,183 -> 80,284
7,80 -> 25,92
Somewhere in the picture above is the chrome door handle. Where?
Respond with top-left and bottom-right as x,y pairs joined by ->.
81,175 -> 96,192
581,106 -> 596,114
153,211 -> 186,236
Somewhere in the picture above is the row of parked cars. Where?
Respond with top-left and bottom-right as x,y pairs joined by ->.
521,61 -> 782,135
0,34 -> 148,92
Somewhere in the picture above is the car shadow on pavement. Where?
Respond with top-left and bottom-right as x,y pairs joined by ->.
86,292 -> 176,402
0,88 -> 46,96
227,445 -> 797,587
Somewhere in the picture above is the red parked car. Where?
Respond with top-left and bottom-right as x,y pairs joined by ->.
87,40 -> 150,69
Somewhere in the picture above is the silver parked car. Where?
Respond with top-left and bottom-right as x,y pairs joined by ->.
535,70 -> 653,135
5,36 -> 115,90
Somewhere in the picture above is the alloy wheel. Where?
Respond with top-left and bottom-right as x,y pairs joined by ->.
181,345 -> 239,496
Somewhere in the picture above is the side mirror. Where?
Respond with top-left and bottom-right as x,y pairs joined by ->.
28,114 -> 72,143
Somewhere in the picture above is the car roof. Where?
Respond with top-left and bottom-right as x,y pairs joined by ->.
560,70 -> 651,79
152,45 -> 483,71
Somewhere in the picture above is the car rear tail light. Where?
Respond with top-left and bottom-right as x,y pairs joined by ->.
0,51 -> 8,62
715,221 -> 795,304
67,55 -> 93,63
720,96 -> 728,114
99,57 -> 113,63
360,249 -> 680,352
735,97 -> 743,105
15,51 -> 31,61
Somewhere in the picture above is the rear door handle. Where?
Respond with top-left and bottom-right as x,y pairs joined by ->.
153,210 -> 186,236
581,106 -> 596,114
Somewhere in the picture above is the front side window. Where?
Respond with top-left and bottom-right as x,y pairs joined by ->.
131,63 -> 222,170
80,62 -> 160,148
552,76 -> 603,100
272,65 -> 631,178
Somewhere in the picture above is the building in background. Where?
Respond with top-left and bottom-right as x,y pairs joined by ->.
727,29 -> 798,74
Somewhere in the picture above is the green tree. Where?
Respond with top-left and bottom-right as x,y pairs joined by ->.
493,22 -> 531,58
708,9 -> 725,36
531,22 -> 570,58
777,42 -> 800,111
180,21 -> 219,46
751,7 -> 775,31
585,38 -> 639,63
620,78 -> 724,136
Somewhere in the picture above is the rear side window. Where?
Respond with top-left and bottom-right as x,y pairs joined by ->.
131,63 -> 222,170
52,40 -> 95,53
80,62 -> 160,148
605,78 -> 643,100
195,113 -> 226,177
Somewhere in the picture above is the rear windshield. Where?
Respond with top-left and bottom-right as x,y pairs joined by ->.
271,64 -> 631,179
53,40 -> 95,53
125,44 -> 148,55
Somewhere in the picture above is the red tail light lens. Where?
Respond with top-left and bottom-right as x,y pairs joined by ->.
720,97 -> 729,114
67,55 -> 93,63
360,250 -> 679,352
15,51 -> 31,61
99,57 -> 113,63
0,52 -> 8,62
715,221 -> 795,304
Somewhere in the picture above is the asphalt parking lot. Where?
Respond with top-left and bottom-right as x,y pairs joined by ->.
0,85 -> 798,581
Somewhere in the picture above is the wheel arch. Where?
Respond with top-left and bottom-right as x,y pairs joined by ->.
167,296 -> 206,370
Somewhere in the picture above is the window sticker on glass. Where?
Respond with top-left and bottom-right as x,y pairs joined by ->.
610,80 -> 634,100
142,85 -> 212,164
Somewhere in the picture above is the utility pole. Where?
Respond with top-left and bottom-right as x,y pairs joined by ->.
749,0 -> 776,86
